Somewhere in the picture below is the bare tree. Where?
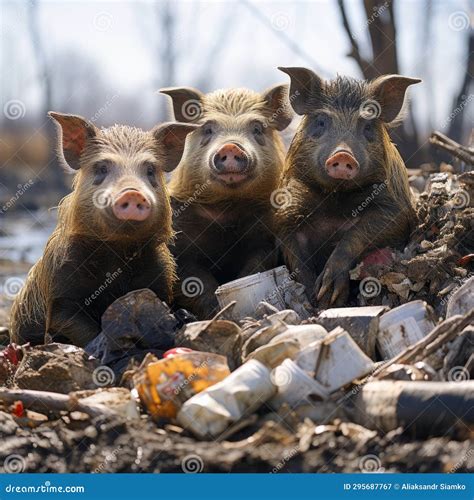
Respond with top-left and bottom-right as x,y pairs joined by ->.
337,0 -> 424,165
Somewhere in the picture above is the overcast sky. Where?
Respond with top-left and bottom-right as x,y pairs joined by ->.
1,0 -> 472,134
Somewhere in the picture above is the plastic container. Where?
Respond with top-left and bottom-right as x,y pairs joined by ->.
377,300 -> 436,359
446,276 -> 474,317
215,266 -> 289,319
296,327 -> 375,393
177,359 -> 275,439
269,359 -> 329,409
133,352 -> 230,420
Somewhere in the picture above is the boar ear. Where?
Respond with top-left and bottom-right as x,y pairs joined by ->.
278,67 -> 324,115
159,87 -> 204,123
48,112 -> 97,171
153,122 -> 199,172
261,84 -> 293,131
370,75 -> 422,123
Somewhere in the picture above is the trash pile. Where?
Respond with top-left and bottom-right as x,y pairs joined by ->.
352,171 -> 474,314
0,171 -> 472,473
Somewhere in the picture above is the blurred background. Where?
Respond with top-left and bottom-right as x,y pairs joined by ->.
0,0 -> 472,268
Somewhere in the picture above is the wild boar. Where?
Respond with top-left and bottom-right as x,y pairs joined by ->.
160,84 -> 293,318
10,112 -> 196,346
276,67 -> 421,307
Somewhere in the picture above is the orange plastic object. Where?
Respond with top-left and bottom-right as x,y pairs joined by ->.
134,352 -> 230,420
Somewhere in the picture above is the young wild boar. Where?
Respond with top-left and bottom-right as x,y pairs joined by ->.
276,67 -> 421,307
160,84 -> 293,318
10,112 -> 197,346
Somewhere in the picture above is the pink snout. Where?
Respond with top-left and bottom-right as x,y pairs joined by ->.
112,190 -> 151,221
325,150 -> 360,180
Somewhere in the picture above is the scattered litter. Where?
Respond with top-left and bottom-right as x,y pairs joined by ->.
134,351 -> 230,420
446,276 -> 474,317
177,359 -> 275,439
215,266 -> 312,320
316,306 -> 387,358
377,301 -> 437,359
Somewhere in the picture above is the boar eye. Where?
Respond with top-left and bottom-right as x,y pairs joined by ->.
252,122 -> 263,135
363,121 -> 375,141
93,162 -> 109,185
309,114 -> 329,138
145,163 -> 158,187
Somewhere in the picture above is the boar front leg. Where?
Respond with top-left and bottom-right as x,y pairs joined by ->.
46,297 -> 100,346
175,265 -> 220,319
280,235 -> 319,298
314,207 -> 412,307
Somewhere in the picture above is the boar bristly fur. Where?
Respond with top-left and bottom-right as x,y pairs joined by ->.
160,85 -> 293,318
276,67 -> 420,307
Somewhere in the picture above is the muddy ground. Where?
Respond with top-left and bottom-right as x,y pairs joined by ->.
0,170 -> 472,473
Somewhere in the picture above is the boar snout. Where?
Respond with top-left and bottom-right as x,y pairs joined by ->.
211,142 -> 251,185
325,148 -> 360,180
112,189 -> 152,221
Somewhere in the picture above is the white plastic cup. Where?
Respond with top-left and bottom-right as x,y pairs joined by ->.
215,266 -> 291,320
377,300 -> 436,359
269,358 -> 328,409
177,359 -> 275,439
